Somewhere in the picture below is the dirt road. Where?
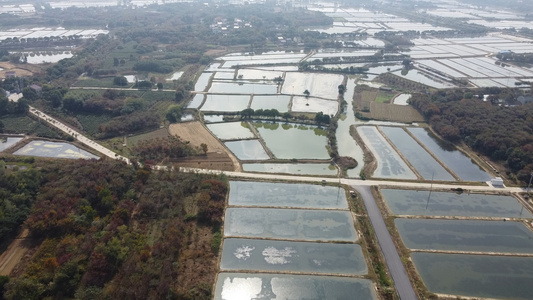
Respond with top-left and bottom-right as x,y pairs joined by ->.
0,229 -> 31,276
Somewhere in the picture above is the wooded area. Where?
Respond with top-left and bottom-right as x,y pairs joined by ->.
410,89 -> 533,182
1,159 -> 227,300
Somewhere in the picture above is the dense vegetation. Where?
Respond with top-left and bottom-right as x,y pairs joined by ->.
1,159 -> 227,299
410,89 -> 533,182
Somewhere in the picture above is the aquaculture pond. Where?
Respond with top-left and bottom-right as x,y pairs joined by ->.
254,122 -> 329,160
0,136 -> 23,152
224,140 -> 270,161
380,127 -> 455,181
207,122 -> 255,140
395,219 -> 533,253
224,207 -> 358,242
214,273 -> 378,300
381,189 -> 533,218
209,82 -> 278,94
250,95 -> 290,112
243,163 -> 337,176
412,252 -> 533,300
357,126 -> 417,180
14,140 -> 98,160
220,238 -> 367,275
336,80 -> 364,178
187,94 -> 204,109
408,127 -> 491,182
203,114 -> 225,123
228,181 -> 347,209
200,94 -> 250,112
194,72 -> 212,92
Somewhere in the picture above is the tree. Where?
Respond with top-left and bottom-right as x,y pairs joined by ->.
113,57 -> 119,67
22,87 -> 38,101
338,84 -> 346,95
165,105 -> 182,123
240,108 -> 254,119
200,143 -> 208,155
303,89 -> 310,98
157,82 -> 163,90
113,76 -> 128,86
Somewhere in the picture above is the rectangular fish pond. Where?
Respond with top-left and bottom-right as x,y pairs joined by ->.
408,127 -> 491,182
242,163 -> 337,176
395,219 -> 533,254
14,140 -> 98,160
220,238 -> 367,275
228,181 -> 348,209
214,273 -> 378,300
412,252 -> 533,300
224,207 -> 358,242
254,122 -> 329,160
381,189 -> 533,218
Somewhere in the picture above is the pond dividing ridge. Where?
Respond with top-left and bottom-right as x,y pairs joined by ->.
214,181 -> 378,300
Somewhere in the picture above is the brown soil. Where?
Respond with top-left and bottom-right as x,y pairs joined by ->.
0,229 -> 33,276
0,62 -> 41,78
169,121 -> 241,171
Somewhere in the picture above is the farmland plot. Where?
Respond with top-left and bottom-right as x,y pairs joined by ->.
250,95 -> 290,112
236,69 -> 284,80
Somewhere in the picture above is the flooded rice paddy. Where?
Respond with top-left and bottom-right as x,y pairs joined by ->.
228,181 -> 347,209
381,189 -> 532,218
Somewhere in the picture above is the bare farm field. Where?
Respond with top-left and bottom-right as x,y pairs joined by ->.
370,102 -> 424,123
168,121 -> 240,171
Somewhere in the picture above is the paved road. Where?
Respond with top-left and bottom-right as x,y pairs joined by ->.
28,106 -> 130,164
354,185 -> 418,300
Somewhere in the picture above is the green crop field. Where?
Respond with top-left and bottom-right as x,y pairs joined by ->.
1,115 -> 60,138
76,114 -> 114,136
127,127 -> 169,146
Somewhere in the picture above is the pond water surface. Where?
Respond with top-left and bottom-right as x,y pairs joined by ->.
243,163 -> 337,176
228,181 -> 347,209
220,238 -> 367,275
207,122 -> 255,140
0,137 -> 23,152
396,219 -> 533,253
357,126 -> 417,179
224,207 -> 358,242
254,122 -> 329,160
412,252 -> 533,300
224,140 -> 270,160
408,127 -> 491,182
214,273 -> 378,300
14,140 -> 98,160
381,189 -> 532,218
380,126 -> 454,181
